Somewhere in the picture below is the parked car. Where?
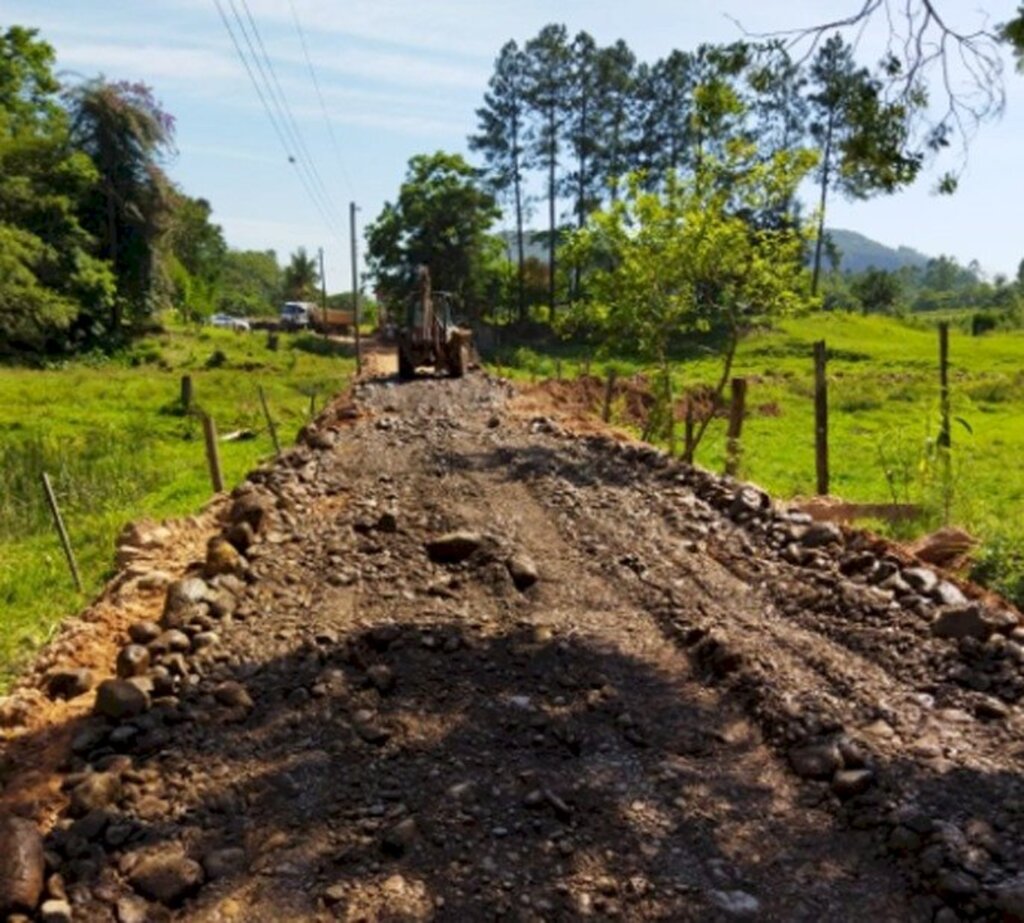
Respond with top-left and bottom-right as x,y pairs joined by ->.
210,313 -> 251,332
279,302 -> 313,330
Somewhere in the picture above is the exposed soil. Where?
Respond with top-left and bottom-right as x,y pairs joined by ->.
3,367 -> 1024,921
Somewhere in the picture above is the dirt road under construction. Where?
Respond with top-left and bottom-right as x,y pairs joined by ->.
3,366 -> 1024,921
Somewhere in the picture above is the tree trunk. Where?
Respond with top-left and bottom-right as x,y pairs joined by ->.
547,107 -> 556,319
811,111 -> 834,296
689,322 -> 739,456
512,115 -> 526,323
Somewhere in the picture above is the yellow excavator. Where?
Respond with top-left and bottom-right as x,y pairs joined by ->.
397,266 -> 473,380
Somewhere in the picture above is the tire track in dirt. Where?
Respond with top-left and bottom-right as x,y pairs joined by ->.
2,370 -> 1022,921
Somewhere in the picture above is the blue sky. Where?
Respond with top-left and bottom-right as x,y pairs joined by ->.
5,0 -> 1022,290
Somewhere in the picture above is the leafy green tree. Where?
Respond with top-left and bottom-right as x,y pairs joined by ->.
366,152 -> 500,315
471,40 -> 530,321
67,78 -> 177,331
563,144 -> 817,453
851,267 -> 903,314
218,249 -> 281,315
283,247 -> 319,301
166,193 -> 227,321
807,35 -> 921,294
0,27 -> 115,353
524,24 -> 572,314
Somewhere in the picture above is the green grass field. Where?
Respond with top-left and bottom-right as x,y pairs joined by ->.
494,311 -> 1024,604
0,322 -> 354,688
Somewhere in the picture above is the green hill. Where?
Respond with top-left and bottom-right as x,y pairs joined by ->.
826,229 -> 931,274
498,228 -> 934,275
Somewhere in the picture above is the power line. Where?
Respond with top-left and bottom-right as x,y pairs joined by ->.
288,0 -> 356,199
225,0 -> 343,239
211,0 -> 344,242
233,0 -> 345,235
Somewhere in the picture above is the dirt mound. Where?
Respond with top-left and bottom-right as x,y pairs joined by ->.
2,370 -> 1023,921
525,373 -> 724,434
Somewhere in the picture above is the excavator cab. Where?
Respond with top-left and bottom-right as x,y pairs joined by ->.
397,266 -> 472,380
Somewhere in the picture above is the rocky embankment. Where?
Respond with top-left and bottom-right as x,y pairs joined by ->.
2,371 -> 1023,921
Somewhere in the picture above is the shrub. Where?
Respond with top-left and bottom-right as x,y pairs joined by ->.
204,349 -> 228,369
971,534 -> 1024,610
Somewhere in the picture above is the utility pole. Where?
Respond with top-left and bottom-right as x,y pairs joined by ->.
318,246 -> 328,339
349,201 -> 362,374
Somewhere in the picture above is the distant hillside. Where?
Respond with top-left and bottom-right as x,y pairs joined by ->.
826,229 -> 930,274
497,227 -> 933,275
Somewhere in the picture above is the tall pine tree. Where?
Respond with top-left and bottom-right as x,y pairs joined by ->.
807,35 -> 921,293
524,24 -> 571,316
471,40 -> 530,321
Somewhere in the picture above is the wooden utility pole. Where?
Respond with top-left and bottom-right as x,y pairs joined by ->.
180,375 -> 193,414
41,472 -> 83,592
725,377 -> 747,477
318,247 -> 328,338
814,340 -> 829,495
202,413 -> 225,493
350,202 -> 362,374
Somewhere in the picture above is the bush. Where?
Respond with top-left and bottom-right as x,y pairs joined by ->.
204,349 -> 228,369
971,534 -> 1024,610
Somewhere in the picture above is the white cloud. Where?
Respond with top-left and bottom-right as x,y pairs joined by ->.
56,41 -> 239,82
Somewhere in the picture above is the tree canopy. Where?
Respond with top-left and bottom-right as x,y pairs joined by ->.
365,152 -> 501,314
562,143 -> 817,449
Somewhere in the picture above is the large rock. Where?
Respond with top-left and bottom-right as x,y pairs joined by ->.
45,668 -> 94,701
227,493 -> 273,533
0,815 -> 44,913
425,531 -> 485,564
162,578 -> 209,628
116,645 -> 150,679
204,537 -> 243,579
94,679 -> 149,720
506,553 -> 539,591
70,772 -> 122,816
991,875 -> 1024,920
788,741 -> 843,780
903,567 -> 939,595
128,847 -> 204,904
932,604 -> 999,641
798,522 -> 843,549
931,580 -> 968,607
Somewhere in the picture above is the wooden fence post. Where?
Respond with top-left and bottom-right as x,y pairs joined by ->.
725,377 -> 747,477
938,321 -> 952,523
683,401 -> 695,464
938,322 -> 951,450
180,375 -> 193,413
202,413 -> 225,493
40,472 -> 83,592
814,340 -> 829,495
258,386 -> 282,456
602,369 -> 618,423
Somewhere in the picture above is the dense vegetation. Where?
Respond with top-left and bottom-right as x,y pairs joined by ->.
492,312 -> 1024,608
0,26 -> 354,359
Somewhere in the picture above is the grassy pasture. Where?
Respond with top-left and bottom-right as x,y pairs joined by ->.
494,311 -> 1024,604
0,322 -> 354,688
